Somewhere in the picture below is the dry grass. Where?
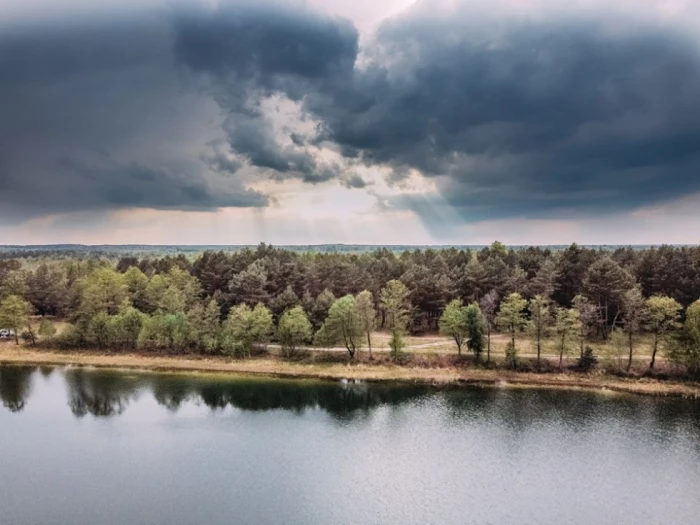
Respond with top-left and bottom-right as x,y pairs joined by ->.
1,343 -> 698,398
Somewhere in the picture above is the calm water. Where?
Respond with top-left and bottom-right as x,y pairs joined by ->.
1,365 -> 699,525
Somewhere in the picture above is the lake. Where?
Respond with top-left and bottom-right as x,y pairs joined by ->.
1,364 -> 699,525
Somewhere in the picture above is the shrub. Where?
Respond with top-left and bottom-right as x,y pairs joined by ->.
504,342 -> 518,369
577,345 -> 599,371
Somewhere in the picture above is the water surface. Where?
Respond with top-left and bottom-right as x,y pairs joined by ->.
1,365 -> 699,525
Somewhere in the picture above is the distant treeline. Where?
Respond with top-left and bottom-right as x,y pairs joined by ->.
0,243 -> 670,260
0,242 -> 699,374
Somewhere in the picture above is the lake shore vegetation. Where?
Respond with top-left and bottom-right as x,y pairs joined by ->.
1,242 -> 700,392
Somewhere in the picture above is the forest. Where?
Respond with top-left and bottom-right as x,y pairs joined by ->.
0,242 -> 699,376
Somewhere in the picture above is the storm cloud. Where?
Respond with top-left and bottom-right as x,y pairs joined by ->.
2,0 -> 700,228
304,2 -> 700,222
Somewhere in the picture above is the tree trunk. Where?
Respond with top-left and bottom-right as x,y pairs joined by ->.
649,334 -> 658,369
559,334 -> 565,370
486,325 -> 491,364
367,332 -> 372,359
536,334 -> 541,363
627,332 -> 633,372
456,336 -> 462,356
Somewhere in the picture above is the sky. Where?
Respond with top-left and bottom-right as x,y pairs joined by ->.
2,0 -> 700,245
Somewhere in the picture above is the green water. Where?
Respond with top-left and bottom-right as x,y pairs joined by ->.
1,365 -> 699,524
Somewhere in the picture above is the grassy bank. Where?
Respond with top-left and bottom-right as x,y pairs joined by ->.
1,344 -> 699,399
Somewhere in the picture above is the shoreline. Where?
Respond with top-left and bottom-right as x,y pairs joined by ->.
1,346 -> 699,398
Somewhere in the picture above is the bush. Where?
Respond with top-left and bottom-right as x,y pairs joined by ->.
577,345 -> 599,371
504,342 -> 518,369
38,318 -> 57,339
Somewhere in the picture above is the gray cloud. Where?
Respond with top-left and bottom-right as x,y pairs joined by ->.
3,0 -> 700,227
0,1 -> 357,221
172,0 -> 358,183
0,13 -> 271,220
303,2 -> 700,222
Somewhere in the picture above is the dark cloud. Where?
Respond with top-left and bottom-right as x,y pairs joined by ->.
0,13 -> 271,220
174,1 -> 357,83
303,2 -> 700,222
0,1 -> 357,221
3,0 -> 700,227
172,0 -> 358,183
341,174 -> 368,189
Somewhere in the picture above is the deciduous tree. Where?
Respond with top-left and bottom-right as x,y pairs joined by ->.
644,295 -> 681,369
439,299 -> 468,356
621,286 -> 646,371
318,295 -> 363,359
554,308 -> 581,370
0,295 -> 33,345
496,293 -> 528,352
465,303 -> 485,362
668,300 -> 700,375
277,306 -> 312,358
355,290 -> 376,358
528,295 -> 551,363
479,289 -> 498,363
380,280 -> 411,360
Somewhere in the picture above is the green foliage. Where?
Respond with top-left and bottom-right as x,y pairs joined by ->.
380,280 -> 411,360
583,258 -> 634,338
577,346 -> 599,371
389,330 -> 406,358
572,294 -> 597,356
504,342 -> 518,369
306,289 -> 336,330
269,285 -> 300,320
221,303 -> 272,358
528,295 -> 551,362
112,303 -> 145,349
26,263 -> 67,316
144,267 -> 200,314
5,243 -> 700,381
0,295 -> 34,344
479,289 -> 498,363
464,303 -> 485,360
277,306 -> 312,358
355,290 -> 376,357
439,299 -> 468,355
318,295 -> 363,359
188,299 -> 221,354
0,270 -> 29,300
250,304 -> 274,347
78,268 -> 127,317
528,259 -> 558,298
644,295 -> 681,369
228,260 -> 268,306
38,318 -> 57,339
223,304 -> 254,357
554,308 -> 581,369
123,266 -> 149,311
668,299 -> 700,375
495,293 -> 527,351
621,286 -> 646,371
138,312 -> 190,352
88,312 -> 114,348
